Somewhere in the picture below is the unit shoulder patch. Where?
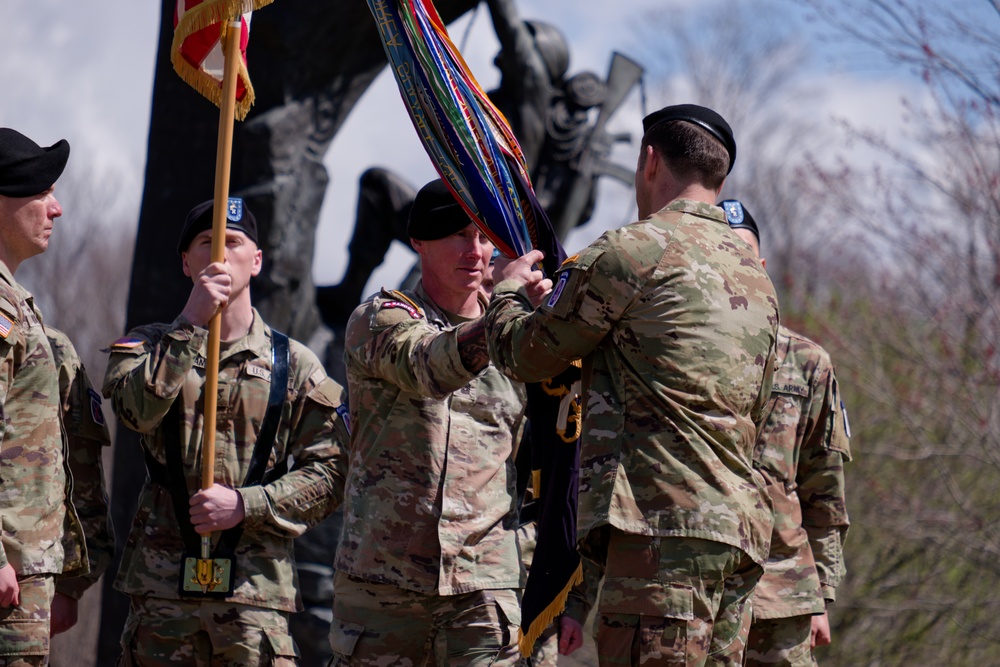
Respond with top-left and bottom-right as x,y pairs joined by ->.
372,289 -> 425,328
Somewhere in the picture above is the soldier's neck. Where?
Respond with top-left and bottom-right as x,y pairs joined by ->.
218,294 -> 255,342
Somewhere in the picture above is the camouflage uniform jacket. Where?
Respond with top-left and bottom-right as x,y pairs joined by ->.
336,283 -> 527,595
103,309 -> 349,612
48,327 -> 115,600
751,326 -> 851,618
0,261 -> 85,576
487,199 -> 779,565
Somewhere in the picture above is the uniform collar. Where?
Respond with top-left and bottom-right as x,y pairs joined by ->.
0,259 -> 17,289
657,198 -> 727,224
414,281 -> 486,326
218,308 -> 271,360
0,258 -> 35,311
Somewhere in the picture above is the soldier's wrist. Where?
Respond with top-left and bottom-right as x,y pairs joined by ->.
171,314 -> 208,340
236,486 -> 268,527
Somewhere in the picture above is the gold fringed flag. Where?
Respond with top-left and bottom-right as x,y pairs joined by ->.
518,362 -> 584,656
171,0 -> 273,121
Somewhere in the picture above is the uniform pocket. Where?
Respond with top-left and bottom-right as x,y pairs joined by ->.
599,577 -> 694,620
328,617 -> 364,657
598,578 -> 692,666
262,623 -> 300,666
489,589 -> 521,649
0,619 -> 49,656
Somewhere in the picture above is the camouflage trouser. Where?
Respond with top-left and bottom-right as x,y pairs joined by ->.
595,532 -> 762,667
525,622 -> 558,667
118,596 -> 298,666
0,575 -> 55,666
745,615 -> 816,667
328,572 -> 521,666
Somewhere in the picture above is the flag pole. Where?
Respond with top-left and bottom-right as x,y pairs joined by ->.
195,17 -> 243,591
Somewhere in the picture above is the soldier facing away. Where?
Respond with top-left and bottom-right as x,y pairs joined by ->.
103,197 -> 350,665
328,179 -> 550,665
721,200 -> 851,667
486,105 -> 780,666
0,128 -> 102,664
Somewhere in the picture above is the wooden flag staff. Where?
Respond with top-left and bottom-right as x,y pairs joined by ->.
187,19 -> 243,595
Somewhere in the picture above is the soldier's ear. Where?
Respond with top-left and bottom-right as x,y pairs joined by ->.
250,247 -> 263,277
181,252 -> 193,278
642,145 -> 659,184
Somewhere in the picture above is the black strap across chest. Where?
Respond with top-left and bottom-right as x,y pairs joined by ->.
146,330 -> 290,558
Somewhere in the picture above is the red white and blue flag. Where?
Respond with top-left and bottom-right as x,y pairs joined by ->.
172,0 -> 272,121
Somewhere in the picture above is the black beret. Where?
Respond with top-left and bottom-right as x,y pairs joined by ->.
719,199 -> 759,244
407,179 -> 474,241
0,128 -> 70,197
177,197 -> 258,254
642,104 -> 736,174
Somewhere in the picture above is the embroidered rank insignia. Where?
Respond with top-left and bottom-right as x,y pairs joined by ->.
111,336 -> 144,349
381,300 -> 422,319
560,254 -> 579,267
88,388 -> 106,427
546,272 -> 570,309
0,314 -> 13,339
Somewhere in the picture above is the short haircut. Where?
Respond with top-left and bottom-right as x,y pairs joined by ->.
640,120 -> 730,190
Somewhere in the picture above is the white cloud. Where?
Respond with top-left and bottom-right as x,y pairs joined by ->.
0,0 -> 158,178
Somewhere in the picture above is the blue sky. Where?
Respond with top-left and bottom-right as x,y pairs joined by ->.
0,0 -> 924,292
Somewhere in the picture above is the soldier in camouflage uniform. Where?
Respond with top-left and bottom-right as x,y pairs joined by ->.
0,128 -> 95,665
47,327 -> 115,634
486,105 -> 780,667
329,179 -> 549,666
720,200 -> 851,667
103,198 -> 349,666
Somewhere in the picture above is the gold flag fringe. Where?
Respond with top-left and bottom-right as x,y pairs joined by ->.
170,0 -> 275,121
518,560 -> 584,658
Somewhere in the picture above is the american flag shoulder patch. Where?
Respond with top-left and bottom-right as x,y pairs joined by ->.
0,314 -> 13,339
110,336 -> 145,349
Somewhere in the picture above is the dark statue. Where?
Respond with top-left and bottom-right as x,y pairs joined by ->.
100,0 -> 642,663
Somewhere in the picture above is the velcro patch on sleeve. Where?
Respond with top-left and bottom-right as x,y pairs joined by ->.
0,313 -> 14,339
87,387 -> 106,427
380,300 -> 422,319
110,337 -> 145,349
